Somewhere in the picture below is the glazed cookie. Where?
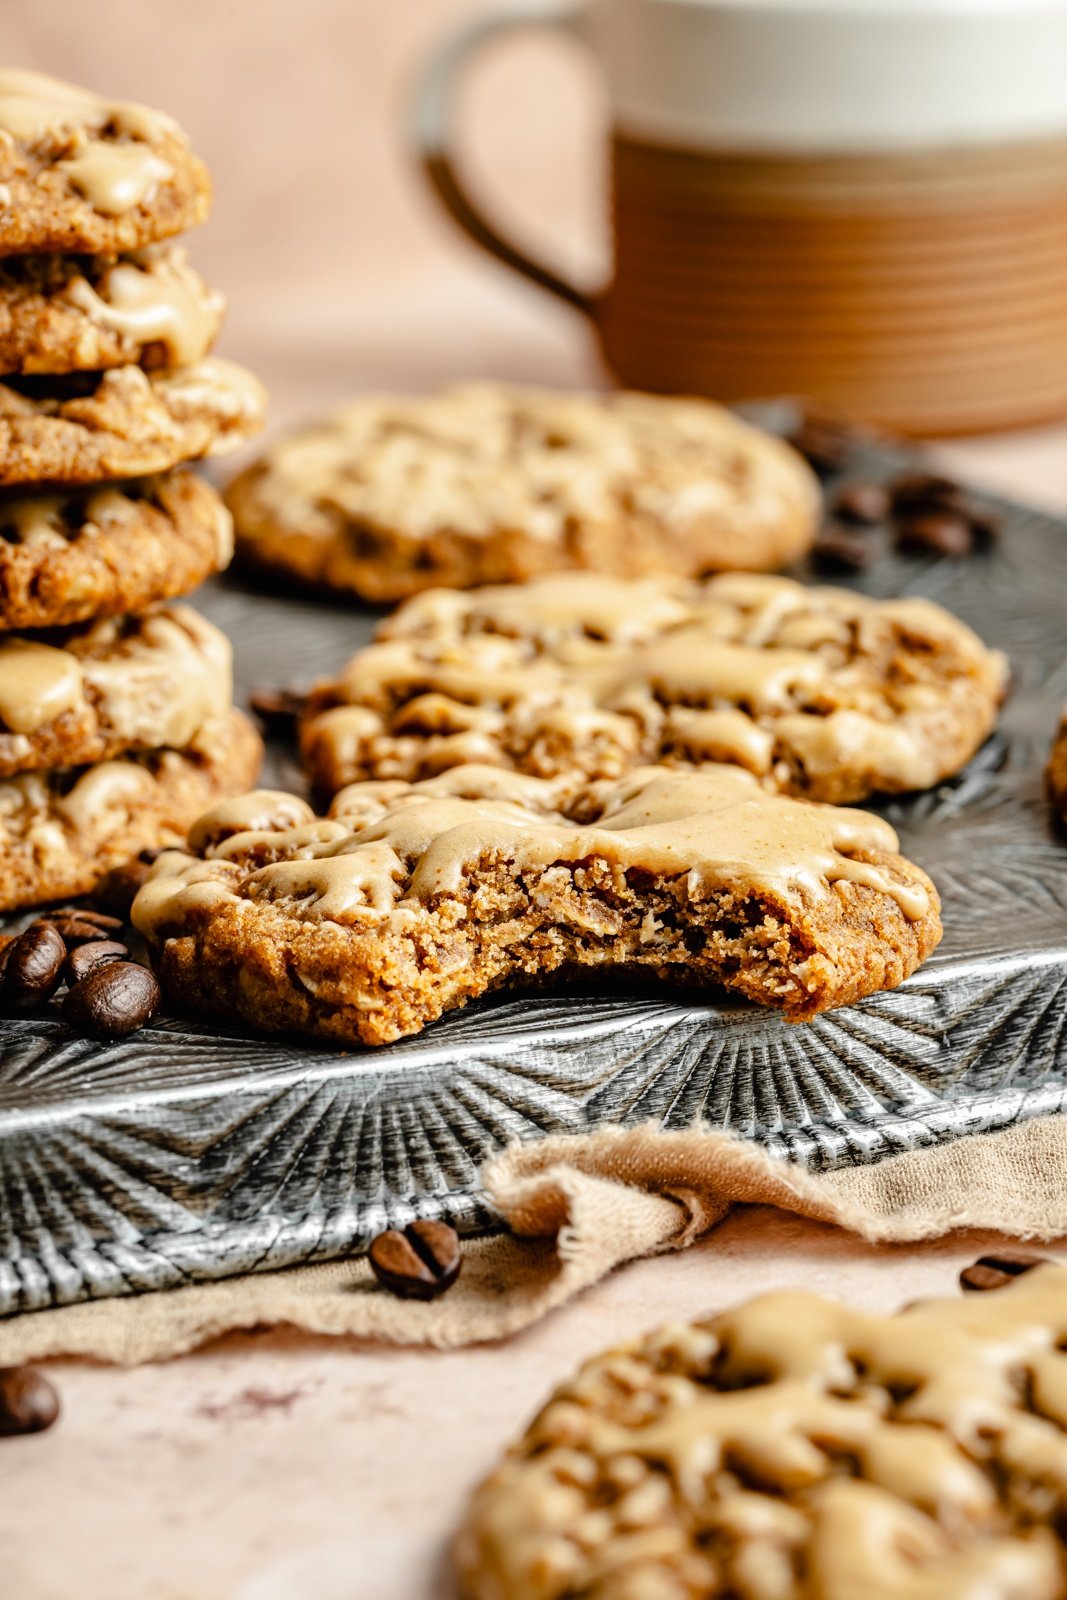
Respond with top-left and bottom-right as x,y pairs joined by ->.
0,707 -> 261,912
226,383 -> 820,602
0,604 -> 232,778
300,571 -> 1008,805
131,762 -> 941,1045
455,1263 -> 1067,1600
0,69 -> 211,256
0,470 -> 232,631
0,356 -> 265,487
1050,711 -> 1067,824
0,244 -> 224,376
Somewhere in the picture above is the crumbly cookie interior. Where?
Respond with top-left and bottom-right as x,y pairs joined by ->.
132,764 -> 940,1044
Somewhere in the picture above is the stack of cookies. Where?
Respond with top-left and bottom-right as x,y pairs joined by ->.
0,69 -> 265,911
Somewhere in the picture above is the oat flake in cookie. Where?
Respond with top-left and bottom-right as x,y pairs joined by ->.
226,384 -> 820,602
0,604 -> 233,778
0,243 -> 225,376
1050,710 -> 1067,824
0,356 -> 265,487
0,707 -> 261,913
300,571 -> 1008,806
131,763 -> 940,1046
455,1263 -> 1067,1600
0,69 -> 211,256
0,470 -> 232,631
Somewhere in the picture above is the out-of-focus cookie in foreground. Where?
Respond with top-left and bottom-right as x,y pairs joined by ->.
455,1260 -> 1067,1600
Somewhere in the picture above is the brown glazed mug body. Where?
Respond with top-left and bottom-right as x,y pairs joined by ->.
414,0 -> 1067,436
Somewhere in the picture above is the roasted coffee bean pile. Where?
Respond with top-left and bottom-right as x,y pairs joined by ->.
368,1219 -> 462,1301
787,411 -> 1002,574
0,906 -> 160,1040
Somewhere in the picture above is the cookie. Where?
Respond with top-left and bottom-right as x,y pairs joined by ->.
0,604 -> 232,778
0,69 -> 211,256
0,357 -> 265,487
300,571 -> 1008,805
0,244 -> 224,376
0,470 -> 232,631
226,383 -> 820,602
131,762 -> 940,1046
455,1263 -> 1067,1600
0,707 -> 261,912
1049,710 -> 1067,824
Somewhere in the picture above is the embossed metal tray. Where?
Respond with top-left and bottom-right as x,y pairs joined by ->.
1,422 -> 1065,1315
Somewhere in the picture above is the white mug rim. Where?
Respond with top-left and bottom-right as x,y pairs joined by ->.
583,0 -> 1067,151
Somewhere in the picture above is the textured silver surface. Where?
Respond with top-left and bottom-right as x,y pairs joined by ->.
0,424 -> 1065,1315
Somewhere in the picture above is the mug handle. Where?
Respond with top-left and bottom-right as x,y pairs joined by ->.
413,3 -> 597,318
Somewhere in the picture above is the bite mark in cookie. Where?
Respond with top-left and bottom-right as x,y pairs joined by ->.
226,383 -> 820,601
0,357 -> 265,487
455,1264 -> 1067,1600
0,707 -> 262,912
0,244 -> 224,376
132,763 -> 940,1046
0,604 -> 232,777
0,69 -> 211,255
0,470 -> 232,631
301,571 -> 1008,805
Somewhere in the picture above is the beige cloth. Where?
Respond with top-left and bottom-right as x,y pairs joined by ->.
1,1115 -> 1065,1366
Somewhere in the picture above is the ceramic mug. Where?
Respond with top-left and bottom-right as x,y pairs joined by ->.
415,0 -> 1067,436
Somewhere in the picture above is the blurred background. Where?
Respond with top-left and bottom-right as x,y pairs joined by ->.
9,0 -> 1067,502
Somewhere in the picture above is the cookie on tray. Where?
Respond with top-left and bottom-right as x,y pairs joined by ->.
131,762 -> 941,1046
0,244 -> 224,376
0,356 -> 265,487
226,383 -> 820,602
0,604 -> 232,778
300,571 -> 1008,805
0,470 -> 232,631
455,1262 -> 1067,1600
0,69 -> 211,256
1050,710 -> 1067,823
0,707 -> 261,912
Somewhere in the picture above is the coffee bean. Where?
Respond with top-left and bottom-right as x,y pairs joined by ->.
94,849 -> 162,915
831,480 -> 889,525
249,687 -> 308,740
368,1219 -> 462,1301
62,960 -> 160,1040
966,506 -> 1003,546
889,471 -> 963,517
1,922 -> 66,1011
896,510 -> 974,557
0,1366 -> 59,1436
812,524 -> 876,574
64,940 -> 129,988
788,415 -> 853,477
42,907 -> 125,948
959,1251 -> 1048,1293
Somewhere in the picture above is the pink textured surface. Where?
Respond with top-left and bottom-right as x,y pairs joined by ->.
1,6 -> 1066,1595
